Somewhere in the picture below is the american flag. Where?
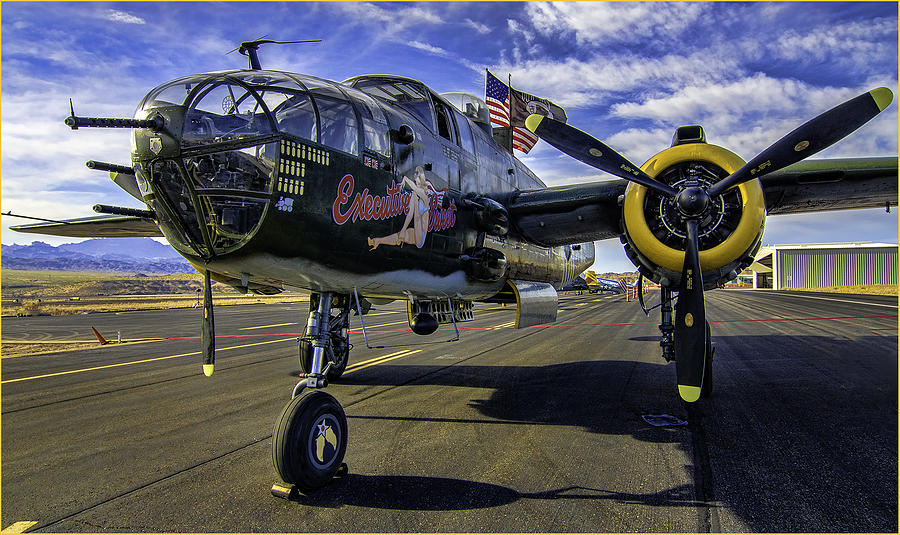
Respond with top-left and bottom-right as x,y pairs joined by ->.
486,70 -> 564,154
485,70 -> 510,128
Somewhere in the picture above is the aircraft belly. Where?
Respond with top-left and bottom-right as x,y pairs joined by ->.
204,252 -> 505,300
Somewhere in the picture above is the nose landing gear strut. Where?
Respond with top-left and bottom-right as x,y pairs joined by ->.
271,292 -> 350,496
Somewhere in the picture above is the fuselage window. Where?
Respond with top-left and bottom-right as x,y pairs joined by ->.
270,92 -> 318,142
346,89 -> 391,158
353,80 -> 435,132
434,99 -> 455,142
314,97 -> 359,156
453,110 -> 476,155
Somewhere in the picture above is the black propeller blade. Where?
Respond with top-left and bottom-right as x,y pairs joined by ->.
525,115 -> 677,197
202,269 -> 215,377
708,87 -> 893,197
673,220 -> 708,403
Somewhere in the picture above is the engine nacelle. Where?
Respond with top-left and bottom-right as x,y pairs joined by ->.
621,143 -> 766,289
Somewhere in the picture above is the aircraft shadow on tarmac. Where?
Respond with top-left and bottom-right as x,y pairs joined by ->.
289,475 -> 706,511
326,334 -> 896,531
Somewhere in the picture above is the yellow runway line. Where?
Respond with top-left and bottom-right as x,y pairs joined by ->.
345,349 -> 422,374
239,322 -> 298,331
2,521 -> 38,534
2,337 -> 297,384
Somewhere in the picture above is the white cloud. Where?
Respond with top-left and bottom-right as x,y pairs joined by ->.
405,41 -> 483,75
606,127 -> 674,165
525,2 -> 709,45
494,51 -> 740,108
104,9 -> 146,25
507,18 -> 535,44
336,2 -> 443,35
463,18 -> 491,35
408,41 -> 450,56
769,18 -> 896,70
607,75 -> 898,158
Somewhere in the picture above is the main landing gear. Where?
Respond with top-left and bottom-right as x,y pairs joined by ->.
271,292 -> 350,495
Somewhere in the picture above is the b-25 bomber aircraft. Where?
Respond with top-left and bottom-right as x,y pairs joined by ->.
12,40 -> 897,493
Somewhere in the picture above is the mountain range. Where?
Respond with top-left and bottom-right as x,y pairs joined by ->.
2,238 -> 194,273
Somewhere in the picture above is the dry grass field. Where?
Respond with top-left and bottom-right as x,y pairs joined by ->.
1,270 -> 308,317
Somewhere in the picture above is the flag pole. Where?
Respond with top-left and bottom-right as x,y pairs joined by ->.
508,73 -> 514,153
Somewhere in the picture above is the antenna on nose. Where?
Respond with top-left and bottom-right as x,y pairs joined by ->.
227,36 -> 322,70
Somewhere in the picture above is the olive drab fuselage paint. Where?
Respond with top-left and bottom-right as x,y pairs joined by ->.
129,71 -> 593,300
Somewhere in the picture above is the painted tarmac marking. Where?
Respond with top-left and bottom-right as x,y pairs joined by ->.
345,349 -> 422,374
2,340 -> 101,344
1,338 -> 296,384
239,322 -> 298,331
2,521 -> 38,534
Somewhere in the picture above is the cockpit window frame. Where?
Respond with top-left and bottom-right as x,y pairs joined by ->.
348,77 -> 437,133
145,70 -> 392,161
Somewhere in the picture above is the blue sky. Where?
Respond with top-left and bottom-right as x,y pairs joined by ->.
2,1 -> 897,272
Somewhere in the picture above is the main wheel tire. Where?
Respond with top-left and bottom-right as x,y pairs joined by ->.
272,390 -> 348,491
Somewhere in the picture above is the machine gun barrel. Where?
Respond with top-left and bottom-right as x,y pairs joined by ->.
65,98 -> 164,131
92,204 -> 156,219
66,115 -> 164,131
86,160 -> 135,175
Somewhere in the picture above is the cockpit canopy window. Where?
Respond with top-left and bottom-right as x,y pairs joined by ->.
140,70 -> 393,158
345,88 -> 390,157
440,92 -> 491,126
182,80 -> 274,146
350,78 -> 435,132
269,92 -> 317,142
316,98 -> 358,156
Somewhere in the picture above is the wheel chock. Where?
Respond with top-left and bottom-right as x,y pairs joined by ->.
270,463 -> 349,500
334,462 -> 349,480
270,483 -> 298,500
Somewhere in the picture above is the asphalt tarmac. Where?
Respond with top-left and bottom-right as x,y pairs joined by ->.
2,289 -> 896,532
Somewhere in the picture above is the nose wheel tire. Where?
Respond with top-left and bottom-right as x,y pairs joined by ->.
272,390 -> 348,491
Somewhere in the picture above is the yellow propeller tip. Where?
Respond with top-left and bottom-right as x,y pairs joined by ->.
202,364 -> 215,377
870,87 -> 893,112
525,114 -> 544,133
678,384 -> 701,403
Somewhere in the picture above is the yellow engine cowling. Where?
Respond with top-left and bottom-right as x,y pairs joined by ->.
621,143 -> 766,288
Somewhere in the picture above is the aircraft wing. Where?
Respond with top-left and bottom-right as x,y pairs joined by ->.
9,215 -> 164,238
759,157 -> 897,214
504,179 -> 627,247
502,157 -> 897,247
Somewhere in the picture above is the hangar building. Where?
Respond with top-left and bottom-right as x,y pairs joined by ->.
743,242 -> 898,289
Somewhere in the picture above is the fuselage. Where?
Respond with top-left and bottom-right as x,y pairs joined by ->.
129,70 -> 593,301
